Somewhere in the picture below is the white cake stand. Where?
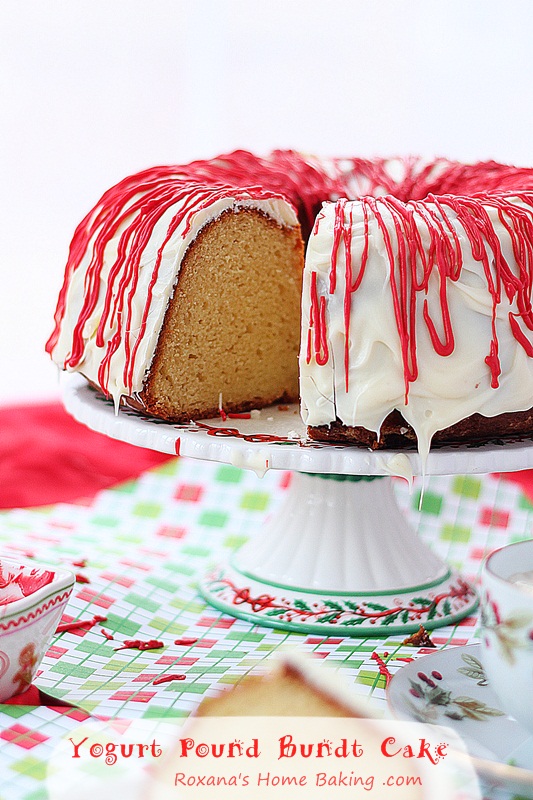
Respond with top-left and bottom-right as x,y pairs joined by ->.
61,373 -> 533,637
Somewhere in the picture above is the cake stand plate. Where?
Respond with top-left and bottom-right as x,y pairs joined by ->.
60,375 -> 533,478
60,374 -> 533,636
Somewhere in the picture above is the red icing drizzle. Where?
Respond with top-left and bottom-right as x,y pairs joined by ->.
195,421 -> 293,444
56,614 -> 107,633
308,270 -> 329,366
310,189 -> 533,399
152,673 -> 186,685
114,639 -> 164,651
0,563 -> 55,605
371,650 -> 393,687
46,150 -> 533,402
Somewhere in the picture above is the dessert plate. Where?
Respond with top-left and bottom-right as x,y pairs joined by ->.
61,373 -> 533,478
387,644 -> 533,797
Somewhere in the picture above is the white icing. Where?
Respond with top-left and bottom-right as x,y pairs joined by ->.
286,429 -> 302,441
374,453 -> 414,489
300,198 -> 533,465
50,195 -> 298,408
229,447 -> 271,478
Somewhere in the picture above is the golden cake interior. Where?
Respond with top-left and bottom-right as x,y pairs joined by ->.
196,665 -> 352,718
141,209 -> 304,422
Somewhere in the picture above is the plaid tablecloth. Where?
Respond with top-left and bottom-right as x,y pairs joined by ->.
0,420 -> 531,798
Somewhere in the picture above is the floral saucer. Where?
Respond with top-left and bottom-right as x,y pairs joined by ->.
387,644 -> 533,797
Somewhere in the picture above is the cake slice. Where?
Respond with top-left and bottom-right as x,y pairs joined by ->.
47,175 -> 303,420
146,655 -> 475,800
195,654 -> 373,718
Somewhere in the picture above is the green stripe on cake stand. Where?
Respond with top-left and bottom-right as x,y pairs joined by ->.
305,473 -> 385,481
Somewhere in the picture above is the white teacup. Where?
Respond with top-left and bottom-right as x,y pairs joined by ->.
480,539 -> 533,733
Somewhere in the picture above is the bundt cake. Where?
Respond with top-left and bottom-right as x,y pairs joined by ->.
46,150 -> 533,457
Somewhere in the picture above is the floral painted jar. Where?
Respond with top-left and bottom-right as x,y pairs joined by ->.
0,557 -> 74,701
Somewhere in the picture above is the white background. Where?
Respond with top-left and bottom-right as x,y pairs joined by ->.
2,0 -> 533,404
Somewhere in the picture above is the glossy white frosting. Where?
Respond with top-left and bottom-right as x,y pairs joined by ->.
300,197 -> 533,463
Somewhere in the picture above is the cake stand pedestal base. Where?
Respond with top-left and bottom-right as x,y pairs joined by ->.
200,473 -> 477,636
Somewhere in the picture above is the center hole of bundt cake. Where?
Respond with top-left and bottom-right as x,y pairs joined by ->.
141,209 -> 304,422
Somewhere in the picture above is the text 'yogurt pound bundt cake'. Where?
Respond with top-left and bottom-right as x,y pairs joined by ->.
46,150 -> 533,457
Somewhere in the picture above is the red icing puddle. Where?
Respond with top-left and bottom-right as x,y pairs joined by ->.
152,674 -> 186,685
0,561 -> 56,605
174,637 -> 198,646
56,614 -> 107,633
371,651 -> 393,687
114,639 -> 164,652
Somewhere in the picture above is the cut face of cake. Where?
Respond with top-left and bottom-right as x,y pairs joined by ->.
137,208 -> 303,421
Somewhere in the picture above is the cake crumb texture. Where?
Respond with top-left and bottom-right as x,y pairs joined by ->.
142,209 -> 304,422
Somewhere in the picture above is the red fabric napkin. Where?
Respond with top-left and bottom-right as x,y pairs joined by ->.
497,470 -> 533,503
5,684 -> 84,708
4,685 -> 42,705
0,402 -> 172,509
